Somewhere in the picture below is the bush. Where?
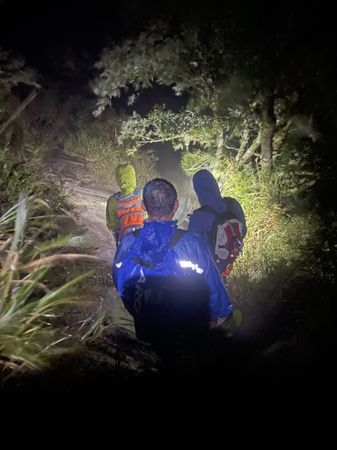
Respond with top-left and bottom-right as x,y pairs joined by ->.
181,152 -> 324,300
0,100 -> 67,214
0,197 -> 99,377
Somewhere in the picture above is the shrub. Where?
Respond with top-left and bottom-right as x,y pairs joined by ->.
181,152 -> 323,300
0,197 -> 99,377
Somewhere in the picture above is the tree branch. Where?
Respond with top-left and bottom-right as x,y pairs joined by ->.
120,133 -> 188,145
0,88 -> 40,136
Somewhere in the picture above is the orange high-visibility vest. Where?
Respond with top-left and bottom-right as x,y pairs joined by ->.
114,188 -> 145,238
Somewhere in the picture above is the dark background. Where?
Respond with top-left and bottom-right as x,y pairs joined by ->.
2,1 -> 336,83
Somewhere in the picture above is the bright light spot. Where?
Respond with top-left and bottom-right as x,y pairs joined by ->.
179,260 -> 204,274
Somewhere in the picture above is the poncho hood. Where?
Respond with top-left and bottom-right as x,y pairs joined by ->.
115,163 -> 136,196
193,169 -> 224,212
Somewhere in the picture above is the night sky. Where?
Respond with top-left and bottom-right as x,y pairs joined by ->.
2,1 -> 336,82
0,1 -> 183,78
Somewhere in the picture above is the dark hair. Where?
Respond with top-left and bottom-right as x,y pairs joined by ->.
143,178 -> 177,217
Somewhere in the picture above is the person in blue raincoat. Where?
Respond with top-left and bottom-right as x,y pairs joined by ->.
188,169 -> 247,279
113,178 -> 233,345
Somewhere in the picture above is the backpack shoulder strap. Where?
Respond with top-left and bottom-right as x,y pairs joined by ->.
131,227 -> 186,245
196,205 -> 217,215
198,204 -> 241,223
129,228 -> 186,269
169,228 -> 187,248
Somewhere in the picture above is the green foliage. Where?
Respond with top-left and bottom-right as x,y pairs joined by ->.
272,142 -> 319,213
92,24 -> 255,117
0,50 -> 68,213
0,197 -> 98,376
91,21 -> 330,306
91,24 -> 255,116
91,24 -> 209,115
0,127 -> 65,213
182,153 -> 323,288
118,107 -> 226,152
0,47 -> 40,104
92,22 -> 318,171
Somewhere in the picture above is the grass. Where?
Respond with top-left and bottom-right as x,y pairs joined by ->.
181,152 -> 324,304
65,118 -> 158,189
0,196 -> 102,377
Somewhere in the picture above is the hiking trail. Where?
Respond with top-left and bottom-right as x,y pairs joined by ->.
44,147 -> 160,374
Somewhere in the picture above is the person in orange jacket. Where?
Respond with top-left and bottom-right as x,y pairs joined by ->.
106,163 -> 146,245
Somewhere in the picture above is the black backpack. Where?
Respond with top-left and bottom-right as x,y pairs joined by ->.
197,205 -> 244,274
120,228 -> 210,344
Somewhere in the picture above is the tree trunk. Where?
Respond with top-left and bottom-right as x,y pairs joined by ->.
239,131 -> 261,165
235,128 -> 250,161
260,91 -> 276,172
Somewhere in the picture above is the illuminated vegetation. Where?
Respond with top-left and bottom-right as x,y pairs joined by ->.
64,109 -> 157,188
0,52 -> 118,378
0,197 -> 100,376
91,21 -> 335,294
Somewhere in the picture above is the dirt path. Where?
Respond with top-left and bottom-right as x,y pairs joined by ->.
43,147 -> 161,374
45,147 -> 116,261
